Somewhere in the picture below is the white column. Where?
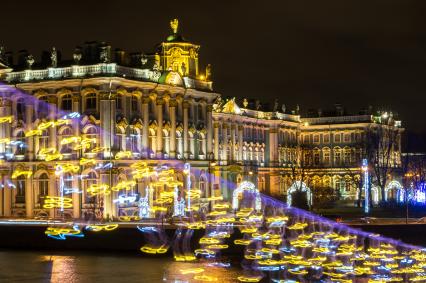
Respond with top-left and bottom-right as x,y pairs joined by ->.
214,122 -> 219,161
222,123 -> 228,161
3,174 -> 11,217
25,175 -> 33,218
183,101 -> 189,159
238,125 -> 243,161
100,94 -> 116,158
72,173 -> 80,219
231,124 -> 236,161
156,98 -> 164,158
169,99 -> 177,159
206,105 -> 213,159
142,97 -> 149,158
48,99 -> 57,150
25,104 -> 34,161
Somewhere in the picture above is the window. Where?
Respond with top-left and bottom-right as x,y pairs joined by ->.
334,148 -> 341,165
16,176 -> 26,203
129,128 -> 140,153
313,150 -> 320,165
345,179 -> 352,192
85,93 -> 97,111
38,173 -> 49,203
14,131 -> 26,156
84,172 -> 97,203
344,149 -> 351,164
38,130 -> 49,154
334,133 -> 341,143
355,132 -> 362,142
16,98 -> 25,119
323,134 -> 330,143
313,134 -> 320,143
116,95 -> 122,111
343,133 -> 351,143
303,135 -> 309,144
61,94 -> 72,111
197,104 -> 203,121
323,150 -> 330,165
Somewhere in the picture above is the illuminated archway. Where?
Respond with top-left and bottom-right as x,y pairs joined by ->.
371,186 -> 379,205
385,180 -> 403,201
232,181 -> 261,211
287,181 -> 312,207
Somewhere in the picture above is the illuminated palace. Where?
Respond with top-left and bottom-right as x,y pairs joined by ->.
0,20 -> 403,219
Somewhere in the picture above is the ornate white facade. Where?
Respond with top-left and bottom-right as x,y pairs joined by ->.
0,20 -> 403,219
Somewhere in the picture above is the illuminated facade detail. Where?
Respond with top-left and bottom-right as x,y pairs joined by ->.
0,19 -> 404,219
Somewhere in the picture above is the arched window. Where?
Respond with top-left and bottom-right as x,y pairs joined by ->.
333,147 -> 342,166
38,130 -> 49,156
83,126 -> 98,151
61,94 -> 72,111
38,173 -> 49,204
16,176 -> 26,203
322,147 -> 331,165
129,128 -> 140,153
38,96 -> 50,118
16,98 -> 25,119
60,127 -> 73,155
114,127 -> 125,151
343,147 -> 351,165
116,95 -> 123,112
14,131 -> 26,156
85,93 -> 97,111
199,176 -> 207,198
84,171 -> 97,203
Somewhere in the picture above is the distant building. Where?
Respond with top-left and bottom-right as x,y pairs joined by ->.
0,20 -> 403,219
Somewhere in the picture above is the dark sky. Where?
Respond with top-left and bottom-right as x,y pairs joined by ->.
2,1 -> 426,146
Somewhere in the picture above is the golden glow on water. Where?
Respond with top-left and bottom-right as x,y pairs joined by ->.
39,255 -> 79,282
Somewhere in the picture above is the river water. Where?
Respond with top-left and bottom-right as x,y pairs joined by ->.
0,250 -> 243,283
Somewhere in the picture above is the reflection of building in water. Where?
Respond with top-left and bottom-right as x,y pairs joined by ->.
0,19 -> 403,219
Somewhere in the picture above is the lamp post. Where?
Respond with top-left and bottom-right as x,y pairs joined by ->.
361,159 -> 369,215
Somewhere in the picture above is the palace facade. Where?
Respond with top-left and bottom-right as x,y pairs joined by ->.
0,20 -> 403,219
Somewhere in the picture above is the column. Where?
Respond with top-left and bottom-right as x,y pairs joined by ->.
72,173 -> 80,219
156,98 -> 164,158
142,97 -> 150,158
231,124 -> 236,161
183,101 -> 190,159
48,173 -> 56,217
0,175 -> 3,216
72,95 -> 80,159
222,123 -> 228,161
268,128 -> 278,167
25,103 -> 34,161
101,172 -> 112,220
169,99 -> 177,159
0,99 -> 11,154
206,105 -> 213,160
238,125 -> 243,161
25,174 -> 33,218
3,174 -> 11,217
100,94 -> 115,159
48,97 -> 57,149
214,122 -> 219,161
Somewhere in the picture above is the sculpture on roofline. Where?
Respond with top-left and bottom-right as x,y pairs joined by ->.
243,98 -> 248,108
281,104 -> 286,113
213,97 -> 223,112
273,99 -> 279,112
50,47 -> 57,68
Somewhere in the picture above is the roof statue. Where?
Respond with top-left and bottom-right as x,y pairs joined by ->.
170,19 -> 179,34
50,47 -> 57,68
221,98 -> 242,115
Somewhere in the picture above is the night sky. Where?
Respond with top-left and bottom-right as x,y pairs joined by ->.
2,1 -> 426,149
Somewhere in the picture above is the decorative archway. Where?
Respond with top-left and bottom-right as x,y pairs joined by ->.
287,181 -> 312,207
385,180 -> 403,201
371,186 -> 379,205
232,181 -> 261,211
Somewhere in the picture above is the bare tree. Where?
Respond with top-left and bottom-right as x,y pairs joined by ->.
365,114 -> 402,203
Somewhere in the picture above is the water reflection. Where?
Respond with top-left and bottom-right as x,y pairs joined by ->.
0,250 -> 242,283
